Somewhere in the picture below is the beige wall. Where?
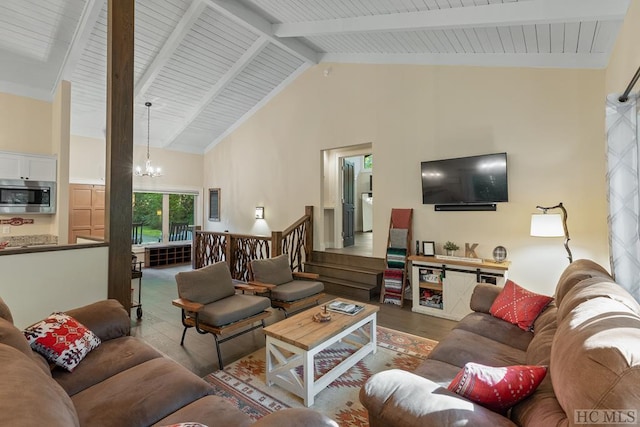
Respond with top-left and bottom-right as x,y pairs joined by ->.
606,0 -> 640,95
0,92 -> 58,237
70,135 -> 205,226
132,145 -> 204,193
52,81 -> 71,243
204,63 -> 608,296
70,135 -> 204,189
69,135 -> 106,184
0,92 -> 53,154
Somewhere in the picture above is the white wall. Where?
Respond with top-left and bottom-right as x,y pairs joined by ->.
0,246 -> 108,328
204,63 -> 608,296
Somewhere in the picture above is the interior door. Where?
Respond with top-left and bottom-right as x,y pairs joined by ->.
69,184 -> 105,243
342,160 -> 355,247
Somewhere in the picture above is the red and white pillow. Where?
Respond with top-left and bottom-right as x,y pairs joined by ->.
163,424 -> 208,427
448,362 -> 547,413
489,280 -> 553,331
162,424 -> 208,427
23,313 -> 101,372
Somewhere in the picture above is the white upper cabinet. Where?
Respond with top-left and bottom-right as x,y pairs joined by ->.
0,151 -> 57,181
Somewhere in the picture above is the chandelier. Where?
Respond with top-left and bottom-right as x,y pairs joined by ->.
135,102 -> 162,177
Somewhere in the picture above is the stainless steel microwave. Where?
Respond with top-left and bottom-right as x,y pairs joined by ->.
0,179 -> 56,214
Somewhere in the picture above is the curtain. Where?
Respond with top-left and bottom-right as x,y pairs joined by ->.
606,93 -> 640,299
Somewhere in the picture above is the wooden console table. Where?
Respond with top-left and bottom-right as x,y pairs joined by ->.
409,255 -> 510,321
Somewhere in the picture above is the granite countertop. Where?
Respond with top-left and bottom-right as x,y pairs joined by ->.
0,234 -> 58,248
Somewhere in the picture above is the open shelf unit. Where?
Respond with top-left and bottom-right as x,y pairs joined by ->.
416,266 -> 444,309
145,243 -> 192,267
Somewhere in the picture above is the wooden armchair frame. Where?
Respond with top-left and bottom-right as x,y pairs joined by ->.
172,282 -> 270,369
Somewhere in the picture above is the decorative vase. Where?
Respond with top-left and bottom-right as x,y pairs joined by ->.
446,249 -> 455,256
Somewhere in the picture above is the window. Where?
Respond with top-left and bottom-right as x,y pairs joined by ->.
209,188 -> 220,221
133,192 -> 196,244
132,193 -> 163,244
169,194 -> 195,241
364,154 -> 373,170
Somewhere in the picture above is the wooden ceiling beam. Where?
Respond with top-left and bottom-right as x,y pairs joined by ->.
134,0 -> 207,100
202,0 -> 318,64
59,0 -> 105,86
273,0 -> 630,37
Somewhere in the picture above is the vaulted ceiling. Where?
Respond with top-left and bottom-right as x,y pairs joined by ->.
0,0 -> 631,154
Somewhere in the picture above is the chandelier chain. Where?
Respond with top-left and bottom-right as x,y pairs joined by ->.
146,101 -> 151,160
135,101 -> 162,177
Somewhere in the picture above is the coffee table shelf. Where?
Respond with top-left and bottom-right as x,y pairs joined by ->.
263,298 -> 379,406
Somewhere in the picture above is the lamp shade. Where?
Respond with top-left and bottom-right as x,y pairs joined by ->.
530,213 -> 564,237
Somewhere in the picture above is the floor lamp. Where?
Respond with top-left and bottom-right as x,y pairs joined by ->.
530,202 -> 573,264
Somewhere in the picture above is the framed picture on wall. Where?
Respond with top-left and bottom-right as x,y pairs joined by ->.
209,188 -> 220,221
422,241 -> 435,256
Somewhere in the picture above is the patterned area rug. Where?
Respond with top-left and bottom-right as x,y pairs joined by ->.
203,326 -> 438,426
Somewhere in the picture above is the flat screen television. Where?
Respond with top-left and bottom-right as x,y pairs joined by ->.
421,153 -> 508,205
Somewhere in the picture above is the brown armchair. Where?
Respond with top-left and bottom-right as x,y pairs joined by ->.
173,262 -> 271,369
249,254 -> 325,318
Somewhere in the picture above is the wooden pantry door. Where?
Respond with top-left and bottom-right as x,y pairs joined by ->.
69,184 -> 105,243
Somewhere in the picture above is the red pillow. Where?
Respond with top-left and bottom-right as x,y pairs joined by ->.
489,280 -> 553,331
448,362 -> 547,413
23,313 -> 101,372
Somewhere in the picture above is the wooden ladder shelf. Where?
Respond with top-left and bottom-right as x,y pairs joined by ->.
380,208 -> 413,307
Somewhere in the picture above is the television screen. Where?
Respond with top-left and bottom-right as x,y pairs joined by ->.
421,153 -> 508,204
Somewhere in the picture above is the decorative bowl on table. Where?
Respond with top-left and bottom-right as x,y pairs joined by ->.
313,306 -> 332,323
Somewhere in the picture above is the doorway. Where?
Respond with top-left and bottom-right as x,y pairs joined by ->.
342,159 -> 355,247
320,144 -> 373,256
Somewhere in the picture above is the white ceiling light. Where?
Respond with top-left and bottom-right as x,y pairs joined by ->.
135,102 -> 162,178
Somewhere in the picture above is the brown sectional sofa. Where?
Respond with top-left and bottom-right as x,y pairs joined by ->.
360,259 -> 640,426
0,297 -> 336,427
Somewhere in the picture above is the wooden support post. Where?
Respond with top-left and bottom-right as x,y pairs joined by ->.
106,0 -> 134,311
225,232 -> 233,270
305,205 -> 313,262
272,231 -> 283,257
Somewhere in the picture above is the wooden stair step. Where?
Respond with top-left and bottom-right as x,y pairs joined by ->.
320,277 -> 380,302
305,262 -> 383,286
318,275 -> 378,290
311,251 -> 385,270
305,261 -> 382,274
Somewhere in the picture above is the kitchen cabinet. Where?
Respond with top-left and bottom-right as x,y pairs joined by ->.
409,255 -> 509,321
0,152 -> 57,181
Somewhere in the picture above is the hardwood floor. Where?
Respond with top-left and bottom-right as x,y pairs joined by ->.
325,231 -> 373,257
131,264 -> 456,377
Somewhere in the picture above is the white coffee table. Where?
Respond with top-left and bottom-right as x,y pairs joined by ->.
263,298 -> 379,406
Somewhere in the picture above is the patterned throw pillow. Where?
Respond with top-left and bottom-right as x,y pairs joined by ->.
448,362 -> 547,413
163,424 -> 208,427
489,280 -> 553,331
23,313 -> 101,372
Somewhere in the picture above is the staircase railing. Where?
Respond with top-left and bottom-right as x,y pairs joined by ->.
193,206 -> 313,281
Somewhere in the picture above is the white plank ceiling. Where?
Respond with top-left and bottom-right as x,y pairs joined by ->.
0,0 -> 632,154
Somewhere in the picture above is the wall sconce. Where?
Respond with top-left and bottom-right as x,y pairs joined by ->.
530,202 -> 572,263
255,206 -> 264,219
